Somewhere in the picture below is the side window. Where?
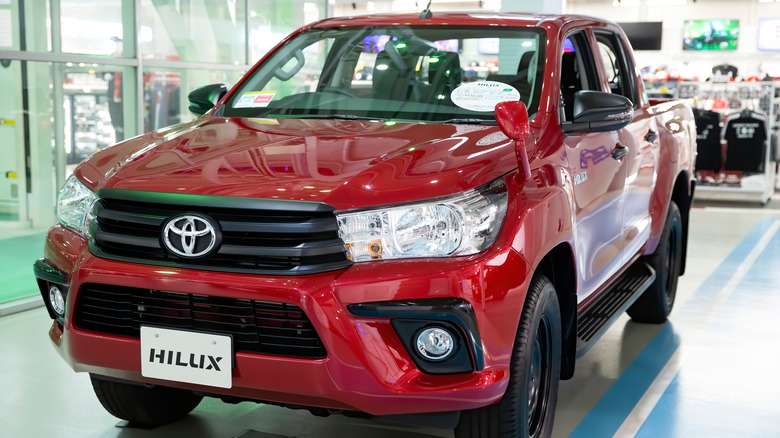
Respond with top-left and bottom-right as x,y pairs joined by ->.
560,31 -> 600,122
594,32 -> 636,105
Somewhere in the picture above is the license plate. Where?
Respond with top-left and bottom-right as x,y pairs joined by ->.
140,326 -> 232,389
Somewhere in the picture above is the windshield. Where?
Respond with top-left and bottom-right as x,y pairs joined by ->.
222,25 -> 546,124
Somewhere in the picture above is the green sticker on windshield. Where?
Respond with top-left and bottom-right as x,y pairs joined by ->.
234,91 -> 276,108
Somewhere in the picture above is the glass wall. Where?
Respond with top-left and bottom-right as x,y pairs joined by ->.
249,0 -> 323,62
62,64 -> 136,165
140,0 -> 246,64
60,0 -> 127,57
143,68 -> 244,131
0,0 -> 328,230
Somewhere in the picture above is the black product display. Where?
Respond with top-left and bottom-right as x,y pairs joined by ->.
693,109 -> 722,172
712,64 -> 738,78
722,109 -> 767,172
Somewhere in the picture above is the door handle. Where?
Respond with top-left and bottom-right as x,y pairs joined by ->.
612,144 -> 628,160
644,130 -> 658,142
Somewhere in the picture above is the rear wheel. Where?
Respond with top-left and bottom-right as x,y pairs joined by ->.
455,274 -> 561,438
90,375 -> 203,427
627,201 -> 682,323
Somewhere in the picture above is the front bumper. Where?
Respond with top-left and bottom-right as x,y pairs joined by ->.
35,224 -> 532,416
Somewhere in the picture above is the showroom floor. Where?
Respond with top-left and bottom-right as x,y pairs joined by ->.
2,196 -> 780,438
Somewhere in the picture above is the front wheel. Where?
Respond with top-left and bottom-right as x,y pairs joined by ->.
455,274 -> 562,438
90,375 -> 203,427
627,201 -> 683,323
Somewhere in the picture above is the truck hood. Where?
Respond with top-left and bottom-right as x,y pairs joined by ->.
76,116 -> 518,210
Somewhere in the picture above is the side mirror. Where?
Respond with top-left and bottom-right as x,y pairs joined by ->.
561,90 -> 633,134
495,101 -> 532,182
188,83 -> 228,116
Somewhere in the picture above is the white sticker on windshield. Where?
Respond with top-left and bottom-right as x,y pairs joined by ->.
451,81 -> 520,112
234,91 -> 277,108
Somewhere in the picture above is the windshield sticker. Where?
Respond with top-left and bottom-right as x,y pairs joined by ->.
451,81 -> 520,112
234,91 -> 277,108
247,118 -> 280,125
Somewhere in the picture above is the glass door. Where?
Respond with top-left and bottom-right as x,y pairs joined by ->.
0,60 -> 27,223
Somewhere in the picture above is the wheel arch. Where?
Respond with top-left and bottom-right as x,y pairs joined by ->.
670,169 -> 693,275
535,243 -> 578,380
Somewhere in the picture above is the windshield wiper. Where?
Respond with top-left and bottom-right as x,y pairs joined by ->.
293,114 -> 387,122
437,118 -> 497,125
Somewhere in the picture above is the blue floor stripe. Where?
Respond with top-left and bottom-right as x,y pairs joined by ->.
634,224 -> 780,438
567,218 -> 780,438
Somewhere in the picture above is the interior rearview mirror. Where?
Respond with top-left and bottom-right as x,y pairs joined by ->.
562,90 -> 633,134
188,83 -> 228,116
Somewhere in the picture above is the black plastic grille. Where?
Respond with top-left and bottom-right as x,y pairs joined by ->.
88,189 -> 351,275
75,283 -> 327,359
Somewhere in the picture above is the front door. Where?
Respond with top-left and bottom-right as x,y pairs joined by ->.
560,30 -> 628,302
593,30 -> 658,264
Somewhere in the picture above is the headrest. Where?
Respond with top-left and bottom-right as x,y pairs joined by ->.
518,51 -> 535,74
517,51 -> 539,83
560,52 -> 579,87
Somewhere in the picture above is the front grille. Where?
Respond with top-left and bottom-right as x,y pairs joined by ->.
75,283 -> 327,359
89,188 -> 351,275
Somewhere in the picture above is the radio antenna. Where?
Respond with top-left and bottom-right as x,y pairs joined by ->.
419,0 -> 433,19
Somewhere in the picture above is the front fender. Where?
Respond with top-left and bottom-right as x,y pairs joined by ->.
499,164 -> 574,274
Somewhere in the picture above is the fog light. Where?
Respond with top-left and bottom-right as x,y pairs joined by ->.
416,327 -> 455,361
49,285 -> 66,316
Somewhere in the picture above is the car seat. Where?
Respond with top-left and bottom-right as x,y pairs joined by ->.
426,51 -> 462,104
560,52 -> 581,120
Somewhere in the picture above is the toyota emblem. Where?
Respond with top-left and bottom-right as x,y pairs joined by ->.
162,214 -> 220,258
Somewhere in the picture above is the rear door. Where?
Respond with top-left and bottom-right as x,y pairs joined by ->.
593,30 -> 659,265
560,30 -> 627,301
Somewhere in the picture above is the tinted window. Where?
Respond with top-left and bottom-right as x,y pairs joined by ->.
560,31 -> 600,121
595,32 -> 636,105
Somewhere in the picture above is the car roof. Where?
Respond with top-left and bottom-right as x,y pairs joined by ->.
311,12 -> 605,30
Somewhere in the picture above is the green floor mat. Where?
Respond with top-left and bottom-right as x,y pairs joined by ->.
0,233 -> 46,304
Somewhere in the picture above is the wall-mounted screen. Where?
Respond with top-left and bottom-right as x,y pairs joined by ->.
618,22 -> 662,50
758,18 -> 780,51
683,20 -> 739,51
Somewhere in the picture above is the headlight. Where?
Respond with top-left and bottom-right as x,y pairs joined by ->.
56,175 -> 97,237
337,178 -> 508,262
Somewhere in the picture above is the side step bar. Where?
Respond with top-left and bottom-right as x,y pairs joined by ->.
575,262 -> 656,358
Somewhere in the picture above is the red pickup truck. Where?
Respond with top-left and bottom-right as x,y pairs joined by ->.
34,12 -> 696,437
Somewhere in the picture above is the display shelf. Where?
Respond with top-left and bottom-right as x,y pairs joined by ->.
678,81 -> 777,206
696,182 -> 774,205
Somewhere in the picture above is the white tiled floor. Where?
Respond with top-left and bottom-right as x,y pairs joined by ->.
2,201 -> 780,438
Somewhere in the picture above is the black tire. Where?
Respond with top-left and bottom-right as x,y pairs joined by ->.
627,201 -> 683,323
455,274 -> 562,438
90,375 -> 203,427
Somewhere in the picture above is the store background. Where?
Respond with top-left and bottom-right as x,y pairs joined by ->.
566,0 -> 780,79
1,0 -> 779,307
